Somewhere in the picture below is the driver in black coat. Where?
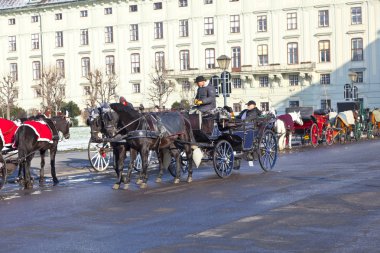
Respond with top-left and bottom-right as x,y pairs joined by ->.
238,100 -> 262,122
191,75 -> 216,113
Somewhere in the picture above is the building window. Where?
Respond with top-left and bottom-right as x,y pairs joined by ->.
32,61 -> 41,80
31,33 -> 39,49
204,17 -> 214,35
233,103 -> 241,112
10,63 -> 18,81
133,83 -> 141,93
258,44 -> 268,66
80,10 -> 88,17
231,47 -> 241,70
354,71 -> 364,83
106,55 -> 115,75
204,0 -> 213,4
131,54 -> 140,73
35,88 -> 42,98
179,0 -> 187,7
31,15 -> 39,23
287,12 -> 297,30
287,42 -> 298,64
351,38 -> 363,61
318,10 -> 329,27
257,15 -> 267,32
180,79 -> 191,91
319,40 -> 330,62
155,51 -> 165,71
130,24 -> 139,41
259,76 -> 269,87
179,50 -> 190,70
289,100 -> 299,107
261,102 -> 269,112
105,26 -> 113,43
80,29 -> 89,45
289,74 -> 299,86
55,31 -> 63,48
104,7 -> 112,15
351,7 -> 362,25
153,2 -> 162,10
55,13 -> 62,20
230,15 -> 240,33
81,57 -> 90,77
320,74 -> 330,85
83,86 -> 90,95
321,99 -> 331,110
129,5 -> 138,12
205,48 -> 215,69
56,59 -> 65,78
154,22 -> 163,39
232,78 -> 242,89
9,36 -> 16,51
8,18 -> 16,25
179,19 -> 189,37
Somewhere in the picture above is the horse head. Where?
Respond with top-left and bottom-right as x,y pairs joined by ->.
52,115 -> 71,139
99,103 -> 120,138
87,107 -> 103,141
290,111 -> 303,126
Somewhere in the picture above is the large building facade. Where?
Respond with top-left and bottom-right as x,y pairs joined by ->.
1,0 -> 380,115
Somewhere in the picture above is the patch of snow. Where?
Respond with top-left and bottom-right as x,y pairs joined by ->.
58,127 -> 90,151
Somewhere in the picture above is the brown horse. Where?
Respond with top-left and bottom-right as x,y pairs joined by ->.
14,115 -> 70,189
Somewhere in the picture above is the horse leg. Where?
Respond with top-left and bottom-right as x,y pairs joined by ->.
138,147 -> 150,189
24,156 -> 33,189
288,133 -> 292,149
185,145 -> 193,183
112,145 -> 127,190
123,149 -> 137,190
39,150 -> 46,185
278,134 -> 284,151
155,151 -> 164,183
50,145 -> 59,185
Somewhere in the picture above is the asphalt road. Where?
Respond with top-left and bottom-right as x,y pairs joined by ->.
1,140 -> 380,253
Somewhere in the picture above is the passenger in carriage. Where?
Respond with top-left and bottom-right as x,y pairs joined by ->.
237,100 -> 262,122
190,75 -> 216,113
119,96 -> 134,108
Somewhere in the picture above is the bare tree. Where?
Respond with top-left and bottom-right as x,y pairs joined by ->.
85,69 -> 118,108
0,74 -> 18,119
147,67 -> 175,109
37,66 -> 66,114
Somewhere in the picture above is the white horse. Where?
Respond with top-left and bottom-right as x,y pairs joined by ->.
274,111 -> 303,151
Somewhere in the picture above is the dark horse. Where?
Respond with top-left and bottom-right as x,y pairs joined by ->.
102,103 -> 194,189
87,105 -> 136,188
14,115 -> 70,189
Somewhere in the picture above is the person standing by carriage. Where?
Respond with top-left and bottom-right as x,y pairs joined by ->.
191,75 -> 216,113
238,100 -> 262,122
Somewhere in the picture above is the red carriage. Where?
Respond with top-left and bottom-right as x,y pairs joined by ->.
285,107 -> 334,147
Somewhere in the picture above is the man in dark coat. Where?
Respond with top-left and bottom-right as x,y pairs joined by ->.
192,75 -> 216,113
238,100 -> 262,122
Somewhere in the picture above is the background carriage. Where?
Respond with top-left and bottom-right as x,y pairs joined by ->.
330,102 -> 362,143
285,107 -> 333,147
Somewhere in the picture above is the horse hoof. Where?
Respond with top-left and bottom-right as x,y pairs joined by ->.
136,179 -> 143,185
140,183 -> 147,189
112,184 -> 120,190
174,178 -> 180,184
53,179 -> 59,185
123,184 -> 130,190
155,178 -> 162,183
25,182 -> 33,189
122,176 -> 127,183
187,177 -> 193,183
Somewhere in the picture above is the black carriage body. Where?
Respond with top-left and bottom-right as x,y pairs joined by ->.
337,102 -> 360,113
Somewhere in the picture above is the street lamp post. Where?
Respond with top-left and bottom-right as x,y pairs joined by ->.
217,55 -> 231,107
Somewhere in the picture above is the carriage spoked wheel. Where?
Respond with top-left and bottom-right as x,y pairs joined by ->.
0,155 -> 6,189
324,127 -> 334,146
88,139 -> 112,172
213,140 -> 234,178
168,150 -> 188,178
258,129 -> 278,172
310,123 -> 319,148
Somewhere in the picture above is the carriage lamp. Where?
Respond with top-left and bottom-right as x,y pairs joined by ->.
217,55 -> 231,107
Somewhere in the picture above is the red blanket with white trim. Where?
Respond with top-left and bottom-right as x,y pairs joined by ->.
22,120 -> 53,143
0,118 -> 18,146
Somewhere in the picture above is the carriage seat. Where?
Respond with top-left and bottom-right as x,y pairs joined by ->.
314,109 -> 330,115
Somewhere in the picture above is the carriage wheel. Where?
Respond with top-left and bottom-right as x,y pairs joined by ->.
213,140 -> 234,178
133,153 -> 142,172
310,123 -> 319,147
0,155 -> 6,189
258,129 -> 278,172
88,139 -> 112,172
354,127 -> 362,141
324,127 -> 334,146
168,150 -> 188,178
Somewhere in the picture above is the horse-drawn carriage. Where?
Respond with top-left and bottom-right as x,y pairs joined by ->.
330,102 -> 362,143
88,104 -> 278,189
284,107 -> 333,147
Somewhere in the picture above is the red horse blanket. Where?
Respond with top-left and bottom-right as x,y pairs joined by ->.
21,120 -> 53,143
0,118 -> 18,147
277,114 -> 295,131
